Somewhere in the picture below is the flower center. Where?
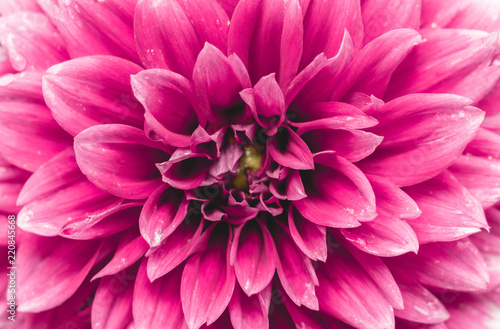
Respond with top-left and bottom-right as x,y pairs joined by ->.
233,145 -> 263,190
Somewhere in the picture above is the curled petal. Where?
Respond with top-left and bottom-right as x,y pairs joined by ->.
228,283 -> 270,329
288,206 -> 327,262
74,124 -> 169,199
135,0 -> 229,78
156,149 -> 210,190
268,126 -> 314,170
43,56 -> 145,136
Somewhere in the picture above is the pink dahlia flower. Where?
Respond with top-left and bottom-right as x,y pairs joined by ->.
0,0 -> 499,328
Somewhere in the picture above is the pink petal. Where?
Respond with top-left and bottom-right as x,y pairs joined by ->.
0,0 -> 42,15
288,206 -> 327,262
0,182 -> 23,213
301,0 -> 363,69
193,43 -> 251,126
294,152 -> 376,228
156,149 -> 210,190
241,73 -> 285,135
133,259 -> 188,329
449,154 -> 500,208
445,293 -> 500,329
269,221 -> 319,310
131,69 -> 199,148
228,0 -> 303,89
361,0 -> 421,43
334,29 -> 421,100
43,56 -> 145,136
54,0 -> 140,63
139,185 -> 189,247
386,29 -> 500,101
92,266 -> 135,329
359,94 -> 484,186
231,220 -> 275,296
74,124 -> 170,199
404,171 -> 488,244
181,224 -> 235,329
228,283 -> 270,329
17,148 -> 131,236
389,238 -> 489,292
317,247 -> 395,329
0,12 -> 69,71
17,235 -> 101,312
268,126 -> 314,170
147,215 -> 204,281
93,230 -> 149,280
135,0 -> 229,78
300,126 -> 383,162
335,232 -> 404,310
389,267 -> 450,324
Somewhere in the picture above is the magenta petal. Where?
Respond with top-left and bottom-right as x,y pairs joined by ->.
268,126 -> 314,170
131,69 -> 199,148
93,230 -> 148,280
390,238 -> 489,292
133,259 -> 188,329
404,171 -> 488,244
241,73 -> 285,135
361,0 -> 421,43
43,56 -> 145,136
140,185 -> 189,247
17,148 -> 130,236
0,0 -> 42,15
92,266 -> 135,329
449,154 -> 500,208
390,267 -> 450,324
193,43 -> 250,126
147,215 -> 204,281
231,220 -> 275,296
301,0 -> 363,68
156,149 -> 210,190
445,293 -> 500,329
294,152 -> 376,228
334,29 -> 421,99
0,12 -> 69,71
386,29 -> 500,101
228,283 -> 270,329
336,232 -> 404,310
228,0 -> 303,89
288,206 -> 327,262
54,0 -> 140,63
181,224 -> 235,329
317,247 -> 395,329
300,126 -> 383,162
74,124 -> 169,199
359,94 -> 484,186
135,0 -> 229,78
17,235 -> 101,312
269,221 -> 319,311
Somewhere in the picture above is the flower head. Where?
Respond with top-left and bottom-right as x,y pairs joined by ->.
1,0 -> 500,328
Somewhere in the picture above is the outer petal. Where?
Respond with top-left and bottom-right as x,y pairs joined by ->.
288,206 -> 327,262
181,224 -> 235,329
444,292 -> 500,329
92,266 -> 136,329
17,235 -> 101,312
147,215 -> 204,281
389,239 -> 489,292
17,148 -> 131,236
269,221 -> 319,311
74,124 -> 170,199
317,247 -> 395,329
43,56 -> 145,136
133,259 -> 188,329
131,69 -> 199,148
139,185 -> 189,247
228,283 -> 270,329
361,0 -> 421,43
228,0 -> 303,89
231,220 -> 275,296
404,171 -> 488,244
386,29 -> 500,101
0,12 -> 69,71
0,0 -> 42,15
300,0 -> 363,68
54,0 -> 140,63
134,0 -> 229,78
294,152 -> 376,228
359,94 -> 484,186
